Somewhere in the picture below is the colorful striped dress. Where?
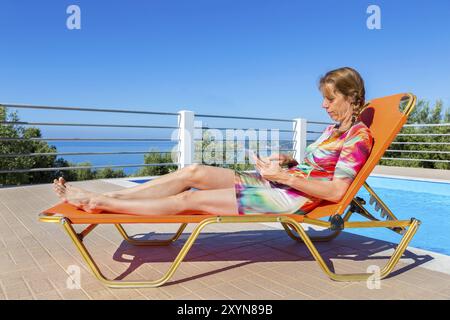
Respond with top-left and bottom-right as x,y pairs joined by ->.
234,121 -> 374,215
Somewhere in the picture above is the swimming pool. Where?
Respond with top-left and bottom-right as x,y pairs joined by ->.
129,175 -> 450,255
350,176 -> 450,255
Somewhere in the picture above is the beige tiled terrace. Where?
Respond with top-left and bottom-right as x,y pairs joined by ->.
1,171 -> 450,300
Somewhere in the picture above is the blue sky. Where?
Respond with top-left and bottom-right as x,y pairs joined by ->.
0,0 -> 449,135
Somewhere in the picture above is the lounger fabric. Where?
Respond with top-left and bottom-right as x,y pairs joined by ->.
234,121 -> 373,215
42,201 -> 306,224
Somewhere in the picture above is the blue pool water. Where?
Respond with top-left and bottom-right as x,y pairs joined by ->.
128,179 -> 153,184
129,175 -> 450,255
349,176 -> 450,255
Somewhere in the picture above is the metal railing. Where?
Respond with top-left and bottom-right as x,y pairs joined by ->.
1,102 -> 448,179
0,103 -> 181,175
193,112 -> 310,163
382,123 -> 450,164
0,104 -> 316,176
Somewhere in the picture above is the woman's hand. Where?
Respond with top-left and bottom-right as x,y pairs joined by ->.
261,153 -> 298,168
253,155 -> 285,181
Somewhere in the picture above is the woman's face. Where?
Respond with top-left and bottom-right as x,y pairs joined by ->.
321,84 -> 353,123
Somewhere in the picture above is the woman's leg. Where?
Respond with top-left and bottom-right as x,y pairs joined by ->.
101,164 -> 236,200
54,172 -> 191,201
56,182 -> 239,215
102,167 -> 190,198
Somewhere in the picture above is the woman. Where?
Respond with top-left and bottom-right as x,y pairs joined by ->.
53,67 -> 373,216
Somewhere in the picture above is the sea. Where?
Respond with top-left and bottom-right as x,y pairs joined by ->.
51,141 -> 178,175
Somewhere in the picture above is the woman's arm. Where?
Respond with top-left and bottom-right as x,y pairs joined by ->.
254,157 -> 350,203
273,171 -> 351,203
255,124 -> 373,203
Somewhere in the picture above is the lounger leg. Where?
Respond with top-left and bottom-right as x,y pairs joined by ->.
359,183 -> 406,234
58,214 -> 420,287
284,217 -> 421,281
114,223 -> 187,246
78,224 -> 98,241
60,218 -> 216,288
282,223 -> 342,242
281,210 -> 353,243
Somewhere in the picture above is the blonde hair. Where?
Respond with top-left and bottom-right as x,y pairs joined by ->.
319,67 -> 367,134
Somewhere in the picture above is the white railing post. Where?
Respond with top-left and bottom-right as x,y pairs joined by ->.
178,110 -> 195,169
293,118 -> 307,164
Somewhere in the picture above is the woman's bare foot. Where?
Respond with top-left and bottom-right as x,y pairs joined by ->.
53,177 -> 87,194
52,178 -> 104,213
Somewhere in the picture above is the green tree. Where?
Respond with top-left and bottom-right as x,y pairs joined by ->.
380,99 -> 449,169
58,162 -> 126,181
133,149 -> 178,176
0,106 -> 64,186
1,106 -> 140,186
95,167 -> 126,179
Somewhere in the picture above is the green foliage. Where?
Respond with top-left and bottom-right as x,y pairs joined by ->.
95,167 -> 126,179
70,161 -> 96,181
380,99 -> 449,169
59,162 -> 126,181
133,149 -> 178,176
1,106 -> 127,186
1,106 -> 62,185
55,161 -> 126,182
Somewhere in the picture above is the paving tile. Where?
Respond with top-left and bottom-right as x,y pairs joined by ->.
137,288 -> 172,300
88,289 -> 118,300
258,268 -> 329,298
241,273 -> 299,298
0,253 -> 16,274
397,271 -> 450,292
210,281 -> 260,300
58,288 -> 91,300
228,278 -> 284,299
436,284 -> 450,298
321,283 -> 373,300
315,292 -> 347,300
1,274 -> 27,288
26,278 -> 56,296
175,276 -> 211,292
3,280 -> 33,300
158,284 -> 192,299
169,291 -> 203,300
36,291 -> 62,300
195,286 -> 231,300
109,288 -> 147,300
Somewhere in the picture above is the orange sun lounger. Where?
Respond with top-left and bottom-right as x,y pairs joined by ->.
39,93 -> 420,288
